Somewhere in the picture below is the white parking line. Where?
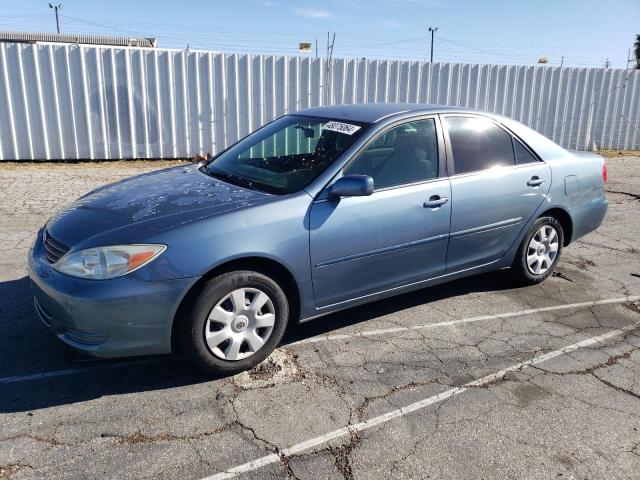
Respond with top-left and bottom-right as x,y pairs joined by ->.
292,296 -> 640,345
0,358 -> 161,385
1,296 -> 638,385
203,319 -> 640,480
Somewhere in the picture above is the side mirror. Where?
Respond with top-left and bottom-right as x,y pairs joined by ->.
328,175 -> 374,198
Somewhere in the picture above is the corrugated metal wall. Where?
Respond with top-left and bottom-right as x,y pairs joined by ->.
0,41 -> 639,160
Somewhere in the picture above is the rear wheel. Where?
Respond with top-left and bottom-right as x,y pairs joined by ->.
181,270 -> 289,375
510,216 -> 564,286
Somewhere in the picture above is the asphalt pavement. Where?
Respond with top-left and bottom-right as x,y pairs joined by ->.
1,156 -> 639,479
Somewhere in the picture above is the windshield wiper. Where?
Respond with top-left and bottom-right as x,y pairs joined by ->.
208,169 -> 258,191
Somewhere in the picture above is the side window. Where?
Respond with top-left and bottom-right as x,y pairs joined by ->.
445,116 -> 515,175
513,139 -> 539,164
370,128 -> 396,148
345,119 -> 438,189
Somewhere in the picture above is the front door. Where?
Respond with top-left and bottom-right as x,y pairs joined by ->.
442,115 -> 552,272
310,117 -> 451,308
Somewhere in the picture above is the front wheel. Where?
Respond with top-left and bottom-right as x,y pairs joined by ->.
510,216 -> 564,286
181,270 -> 289,375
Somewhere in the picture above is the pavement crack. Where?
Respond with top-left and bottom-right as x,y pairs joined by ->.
99,425 -> 234,445
228,387 -> 302,477
623,301 -> 640,315
328,430 -> 359,480
287,430 -> 360,480
591,373 -> 640,400
607,190 -> 640,201
0,463 -> 33,479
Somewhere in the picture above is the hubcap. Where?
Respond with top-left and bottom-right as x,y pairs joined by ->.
526,225 -> 559,275
232,315 -> 249,332
204,288 -> 276,361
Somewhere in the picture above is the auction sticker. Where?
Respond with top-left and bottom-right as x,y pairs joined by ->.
323,121 -> 361,135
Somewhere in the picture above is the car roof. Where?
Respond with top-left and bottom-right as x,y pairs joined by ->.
295,103 -> 468,123
295,103 -> 570,161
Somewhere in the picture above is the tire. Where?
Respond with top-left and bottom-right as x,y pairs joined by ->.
181,270 -> 289,375
510,216 -> 564,286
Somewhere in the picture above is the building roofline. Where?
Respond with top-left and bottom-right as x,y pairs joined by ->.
0,31 -> 156,48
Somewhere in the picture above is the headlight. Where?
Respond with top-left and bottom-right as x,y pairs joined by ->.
53,244 -> 166,280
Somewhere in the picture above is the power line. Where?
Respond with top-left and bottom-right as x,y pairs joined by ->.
0,13 -> 628,68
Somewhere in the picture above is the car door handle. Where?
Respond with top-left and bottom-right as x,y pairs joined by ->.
423,196 -> 449,208
527,176 -> 546,187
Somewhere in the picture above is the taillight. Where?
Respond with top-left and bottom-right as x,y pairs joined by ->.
602,161 -> 608,183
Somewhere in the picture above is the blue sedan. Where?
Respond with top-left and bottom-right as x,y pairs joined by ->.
28,104 -> 608,374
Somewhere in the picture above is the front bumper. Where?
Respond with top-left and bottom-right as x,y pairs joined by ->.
28,229 -> 200,358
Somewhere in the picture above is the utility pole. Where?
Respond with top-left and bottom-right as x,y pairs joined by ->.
604,58 -> 610,68
48,3 -> 63,34
428,27 -> 438,62
560,56 -> 564,68
329,33 -> 335,59
325,32 -> 336,104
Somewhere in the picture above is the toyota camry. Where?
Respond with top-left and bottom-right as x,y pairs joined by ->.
28,103 -> 608,374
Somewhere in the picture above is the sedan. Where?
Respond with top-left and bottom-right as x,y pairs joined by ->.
28,103 -> 608,374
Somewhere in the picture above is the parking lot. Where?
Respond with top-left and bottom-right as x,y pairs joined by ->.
1,155 -> 639,479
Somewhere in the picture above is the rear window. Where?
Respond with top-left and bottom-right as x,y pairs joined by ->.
498,115 -> 568,161
445,116 -> 515,175
513,139 -> 539,164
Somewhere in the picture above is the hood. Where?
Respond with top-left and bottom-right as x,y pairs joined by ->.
46,164 -> 274,247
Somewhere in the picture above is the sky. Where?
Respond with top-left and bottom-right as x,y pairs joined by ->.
0,0 -> 638,68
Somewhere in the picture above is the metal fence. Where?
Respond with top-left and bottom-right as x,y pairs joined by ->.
0,41 -> 639,161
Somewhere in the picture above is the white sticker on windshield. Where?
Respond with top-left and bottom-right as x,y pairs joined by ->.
323,121 -> 361,135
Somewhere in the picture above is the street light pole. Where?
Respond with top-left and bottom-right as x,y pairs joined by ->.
48,3 -> 63,34
428,27 -> 438,62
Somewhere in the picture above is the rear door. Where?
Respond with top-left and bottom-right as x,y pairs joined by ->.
442,114 -> 551,272
309,117 -> 451,308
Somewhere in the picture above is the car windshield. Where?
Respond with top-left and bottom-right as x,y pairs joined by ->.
203,115 -> 369,194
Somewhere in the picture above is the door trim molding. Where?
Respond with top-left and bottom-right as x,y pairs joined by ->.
450,217 -> 523,238
307,257 -> 502,315
315,233 -> 450,268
